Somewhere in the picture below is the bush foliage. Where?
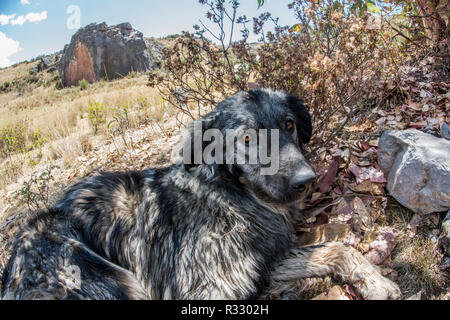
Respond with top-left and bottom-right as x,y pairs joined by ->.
86,102 -> 108,134
149,0 -> 448,153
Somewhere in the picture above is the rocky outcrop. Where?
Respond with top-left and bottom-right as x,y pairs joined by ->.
59,22 -> 162,87
378,129 -> 450,214
30,54 -> 60,74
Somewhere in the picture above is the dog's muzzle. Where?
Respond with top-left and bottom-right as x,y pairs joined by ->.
289,169 -> 316,193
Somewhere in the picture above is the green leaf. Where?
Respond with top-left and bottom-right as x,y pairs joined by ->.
257,0 -> 264,9
367,2 -> 380,13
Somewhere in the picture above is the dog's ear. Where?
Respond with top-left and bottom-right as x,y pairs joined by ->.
285,95 -> 312,144
172,112 -> 222,181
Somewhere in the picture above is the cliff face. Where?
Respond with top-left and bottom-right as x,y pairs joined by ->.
59,22 -> 161,87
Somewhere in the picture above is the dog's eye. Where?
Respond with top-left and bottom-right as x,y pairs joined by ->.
285,119 -> 295,132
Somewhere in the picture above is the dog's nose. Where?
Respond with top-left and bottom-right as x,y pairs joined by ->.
290,170 -> 316,193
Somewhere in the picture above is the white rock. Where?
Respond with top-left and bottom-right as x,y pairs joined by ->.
378,129 -> 450,214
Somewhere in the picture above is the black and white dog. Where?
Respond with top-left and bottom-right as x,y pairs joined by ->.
1,89 -> 401,300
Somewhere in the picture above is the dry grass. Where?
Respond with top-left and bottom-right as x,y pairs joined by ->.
0,61 -> 171,191
379,198 -> 449,299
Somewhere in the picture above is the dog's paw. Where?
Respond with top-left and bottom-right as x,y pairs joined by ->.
352,268 -> 401,300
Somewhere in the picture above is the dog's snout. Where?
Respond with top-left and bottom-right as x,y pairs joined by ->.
290,170 -> 316,193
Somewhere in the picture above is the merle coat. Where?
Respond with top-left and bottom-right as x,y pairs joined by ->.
1,89 -> 401,300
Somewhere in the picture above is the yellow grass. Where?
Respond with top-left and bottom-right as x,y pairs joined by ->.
0,61 -> 171,190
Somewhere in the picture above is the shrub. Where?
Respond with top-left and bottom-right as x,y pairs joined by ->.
0,124 -> 27,159
148,0 -> 426,154
86,102 -> 107,134
78,79 -> 89,91
148,0 -> 255,120
0,81 -> 10,92
15,165 -> 58,211
108,104 -> 134,152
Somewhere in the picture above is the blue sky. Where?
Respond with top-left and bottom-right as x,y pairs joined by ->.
0,0 -> 298,68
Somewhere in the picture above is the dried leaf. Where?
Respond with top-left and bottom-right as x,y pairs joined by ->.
351,197 -> 373,230
375,117 -> 386,126
330,198 -> 354,223
364,227 -> 399,265
343,284 -> 361,300
407,102 -> 422,111
348,180 -> 385,195
304,211 -> 329,228
312,286 -> 351,300
350,164 -> 386,183
318,156 -> 341,193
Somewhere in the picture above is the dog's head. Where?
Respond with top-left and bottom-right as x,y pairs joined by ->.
174,88 -> 316,204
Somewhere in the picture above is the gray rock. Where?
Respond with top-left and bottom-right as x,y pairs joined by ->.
58,22 -> 162,87
30,54 -> 58,74
378,129 -> 450,214
30,65 -> 40,74
441,210 -> 450,257
441,122 -> 450,140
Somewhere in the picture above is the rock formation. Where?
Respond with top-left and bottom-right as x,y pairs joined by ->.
59,22 -> 162,87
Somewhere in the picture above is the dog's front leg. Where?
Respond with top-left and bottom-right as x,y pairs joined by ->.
265,242 -> 401,300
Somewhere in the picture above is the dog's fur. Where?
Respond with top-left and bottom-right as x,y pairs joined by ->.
1,89 -> 401,300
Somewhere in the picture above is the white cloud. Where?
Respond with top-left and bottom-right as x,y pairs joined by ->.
11,15 -> 26,25
10,10 -> 47,25
21,0 -> 31,5
0,14 -> 16,26
0,31 -> 22,68
25,10 -> 47,22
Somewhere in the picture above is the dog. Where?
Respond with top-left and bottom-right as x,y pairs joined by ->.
1,89 -> 401,300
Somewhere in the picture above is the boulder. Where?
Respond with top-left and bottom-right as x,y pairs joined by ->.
378,129 -> 450,214
58,22 -> 162,87
30,54 -> 58,74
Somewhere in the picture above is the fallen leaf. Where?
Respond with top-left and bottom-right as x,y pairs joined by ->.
348,180 -> 385,195
356,159 -> 371,166
375,117 -> 386,126
358,141 -> 370,151
369,139 -> 379,147
318,156 -> 342,193
312,286 -> 351,300
343,284 -> 361,300
304,211 -> 329,228
350,164 -> 386,183
408,102 -> 422,111
351,197 -> 373,230
419,89 -> 432,98
330,198 -> 354,223
409,121 -> 427,129
333,186 -> 342,195
364,227 -> 399,265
